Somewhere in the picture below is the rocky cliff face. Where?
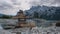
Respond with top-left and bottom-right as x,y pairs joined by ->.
25,6 -> 60,20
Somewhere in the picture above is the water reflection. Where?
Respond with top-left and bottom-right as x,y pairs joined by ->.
0,19 -> 60,34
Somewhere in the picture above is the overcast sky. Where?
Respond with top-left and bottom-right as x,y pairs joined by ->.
0,0 -> 60,15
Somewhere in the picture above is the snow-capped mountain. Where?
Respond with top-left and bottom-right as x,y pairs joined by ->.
25,6 -> 60,20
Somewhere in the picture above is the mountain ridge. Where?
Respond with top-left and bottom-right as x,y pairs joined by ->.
25,6 -> 60,20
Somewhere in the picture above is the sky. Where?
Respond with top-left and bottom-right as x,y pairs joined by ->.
0,0 -> 60,15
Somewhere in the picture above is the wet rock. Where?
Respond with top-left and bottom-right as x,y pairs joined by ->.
56,22 -> 60,27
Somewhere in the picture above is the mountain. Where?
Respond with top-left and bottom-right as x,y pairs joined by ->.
0,14 -> 12,19
25,6 -> 60,20
0,14 -> 6,17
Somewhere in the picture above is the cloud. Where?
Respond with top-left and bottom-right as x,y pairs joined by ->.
0,0 -> 60,15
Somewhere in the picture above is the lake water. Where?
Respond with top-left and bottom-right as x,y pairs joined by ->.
0,19 -> 60,34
